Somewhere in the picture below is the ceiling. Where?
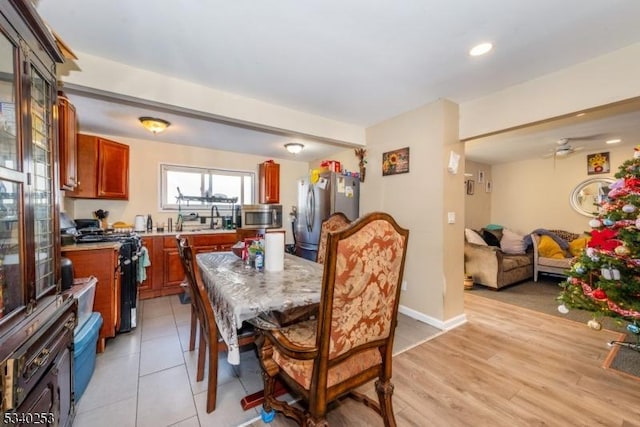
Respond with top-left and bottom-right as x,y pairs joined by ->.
35,0 -> 640,163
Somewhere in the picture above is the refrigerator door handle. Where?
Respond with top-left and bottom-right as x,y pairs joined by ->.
305,185 -> 313,232
308,186 -> 316,232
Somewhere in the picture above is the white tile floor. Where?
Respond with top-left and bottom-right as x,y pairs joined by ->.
72,295 -> 440,427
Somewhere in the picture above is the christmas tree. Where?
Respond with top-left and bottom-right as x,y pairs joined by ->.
558,147 -> 640,351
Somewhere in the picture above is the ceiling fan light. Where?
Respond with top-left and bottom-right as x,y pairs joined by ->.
285,143 -> 304,154
139,117 -> 171,134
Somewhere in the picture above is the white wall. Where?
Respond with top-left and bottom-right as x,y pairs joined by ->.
460,43 -> 640,139
63,134 -> 310,244
489,144 -> 631,235
364,100 -> 465,327
464,160 -> 492,229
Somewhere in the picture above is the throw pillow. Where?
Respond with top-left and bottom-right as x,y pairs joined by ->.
482,229 -> 501,247
538,235 -> 566,259
568,236 -> 590,257
501,228 -> 527,254
465,228 -> 487,246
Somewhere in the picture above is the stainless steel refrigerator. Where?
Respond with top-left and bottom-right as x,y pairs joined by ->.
294,171 -> 360,261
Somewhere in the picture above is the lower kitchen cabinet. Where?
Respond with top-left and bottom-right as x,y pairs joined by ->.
139,232 -> 237,300
61,244 -> 120,353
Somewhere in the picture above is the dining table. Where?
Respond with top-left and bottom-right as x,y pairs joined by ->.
195,251 -> 324,365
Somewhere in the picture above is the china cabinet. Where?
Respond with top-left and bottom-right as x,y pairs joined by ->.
0,1 -> 73,425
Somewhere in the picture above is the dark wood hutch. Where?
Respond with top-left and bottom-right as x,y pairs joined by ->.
0,1 -> 76,426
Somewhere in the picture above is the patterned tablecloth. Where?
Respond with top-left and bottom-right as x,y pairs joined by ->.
195,252 -> 323,364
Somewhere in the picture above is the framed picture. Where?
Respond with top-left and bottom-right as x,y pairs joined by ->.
486,180 -> 492,193
587,152 -> 610,175
382,147 -> 410,176
466,180 -> 475,195
478,170 -> 485,183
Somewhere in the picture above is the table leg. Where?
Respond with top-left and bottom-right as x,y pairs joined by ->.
240,378 -> 289,410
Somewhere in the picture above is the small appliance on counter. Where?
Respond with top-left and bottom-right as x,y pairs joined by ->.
134,215 -> 146,232
60,212 -> 78,246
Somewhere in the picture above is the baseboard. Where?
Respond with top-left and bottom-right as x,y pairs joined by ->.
398,305 -> 467,330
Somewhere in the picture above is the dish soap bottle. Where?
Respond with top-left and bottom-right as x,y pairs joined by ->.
146,214 -> 153,232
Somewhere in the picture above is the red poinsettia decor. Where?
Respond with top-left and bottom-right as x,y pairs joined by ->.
587,228 -> 621,251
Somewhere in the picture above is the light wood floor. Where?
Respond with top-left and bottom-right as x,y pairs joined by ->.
248,293 -> 640,427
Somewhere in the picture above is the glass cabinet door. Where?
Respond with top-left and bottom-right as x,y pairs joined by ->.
0,31 -> 23,319
30,65 -> 55,297
0,32 -> 17,170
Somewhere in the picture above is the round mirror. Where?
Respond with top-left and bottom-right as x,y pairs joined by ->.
570,177 -> 616,217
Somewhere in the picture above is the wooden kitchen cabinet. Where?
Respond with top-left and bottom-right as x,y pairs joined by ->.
66,134 -> 129,199
140,232 -> 237,300
61,244 -> 121,353
58,91 -> 78,191
259,161 -> 280,204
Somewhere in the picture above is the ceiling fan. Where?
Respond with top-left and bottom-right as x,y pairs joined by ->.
542,138 -> 586,159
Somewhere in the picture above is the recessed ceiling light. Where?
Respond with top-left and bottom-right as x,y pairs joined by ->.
469,42 -> 493,57
606,139 -> 622,144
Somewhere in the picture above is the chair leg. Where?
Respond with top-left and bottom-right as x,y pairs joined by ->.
196,327 -> 206,382
206,335 -> 218,413
189,305 -> 197,351
375,379 -> 397,427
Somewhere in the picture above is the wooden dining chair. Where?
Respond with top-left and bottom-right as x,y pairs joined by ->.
315,212 -> 351,264
176,236 -> 256,413
175,235 -> 199,353
257,212 -> 410,426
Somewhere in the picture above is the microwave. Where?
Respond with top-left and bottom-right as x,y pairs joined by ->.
241,204 -> 283,229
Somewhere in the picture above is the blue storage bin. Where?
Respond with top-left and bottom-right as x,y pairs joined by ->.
74,312 -> 102,401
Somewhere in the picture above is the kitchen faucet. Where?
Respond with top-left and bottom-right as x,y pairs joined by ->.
210,205 -> 220,229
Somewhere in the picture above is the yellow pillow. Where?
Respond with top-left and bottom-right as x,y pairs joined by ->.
538,235 -> 566,259
568,236 -> 590,257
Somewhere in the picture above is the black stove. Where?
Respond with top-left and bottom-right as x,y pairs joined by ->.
73,230 -> 142,333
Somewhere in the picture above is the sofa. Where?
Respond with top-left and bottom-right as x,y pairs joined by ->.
530,229 -> 584,281
464,227 -> 533,290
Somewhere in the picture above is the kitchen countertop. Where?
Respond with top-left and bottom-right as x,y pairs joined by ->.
135,229 -> 237,237
60,229 -> 238,252
61,241 -> 122,252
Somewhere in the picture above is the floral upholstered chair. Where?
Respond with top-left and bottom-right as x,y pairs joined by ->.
257,212 -> 410,426
315,212 -> 351,264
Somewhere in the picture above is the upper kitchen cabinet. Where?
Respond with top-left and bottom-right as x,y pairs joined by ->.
57,91 -> 77,191
66,134 -> 129,199
259,160 -> 280,204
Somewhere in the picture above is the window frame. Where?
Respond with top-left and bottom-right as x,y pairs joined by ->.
159,163 -> 255,211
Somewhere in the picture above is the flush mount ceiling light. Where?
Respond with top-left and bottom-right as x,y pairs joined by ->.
469,42 -> 493,57
606,139 -> 622,144
285,143 -> 304,154
139,117 -> 171,134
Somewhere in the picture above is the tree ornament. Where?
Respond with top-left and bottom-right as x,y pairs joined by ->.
592,288 -> 607,301
636,217 -> 640,229
622,204 -> 637,213
589,218 -> 602,228
557,304 -> 570,314
603,218 -> 615,227
573,262 -> 586,274
587,319 -> 602,330
614,245 -> 630,256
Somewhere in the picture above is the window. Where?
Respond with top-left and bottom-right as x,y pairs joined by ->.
160,164 -> 254,210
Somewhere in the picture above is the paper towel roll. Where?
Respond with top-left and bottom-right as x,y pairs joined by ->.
265,231 -> 285,272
